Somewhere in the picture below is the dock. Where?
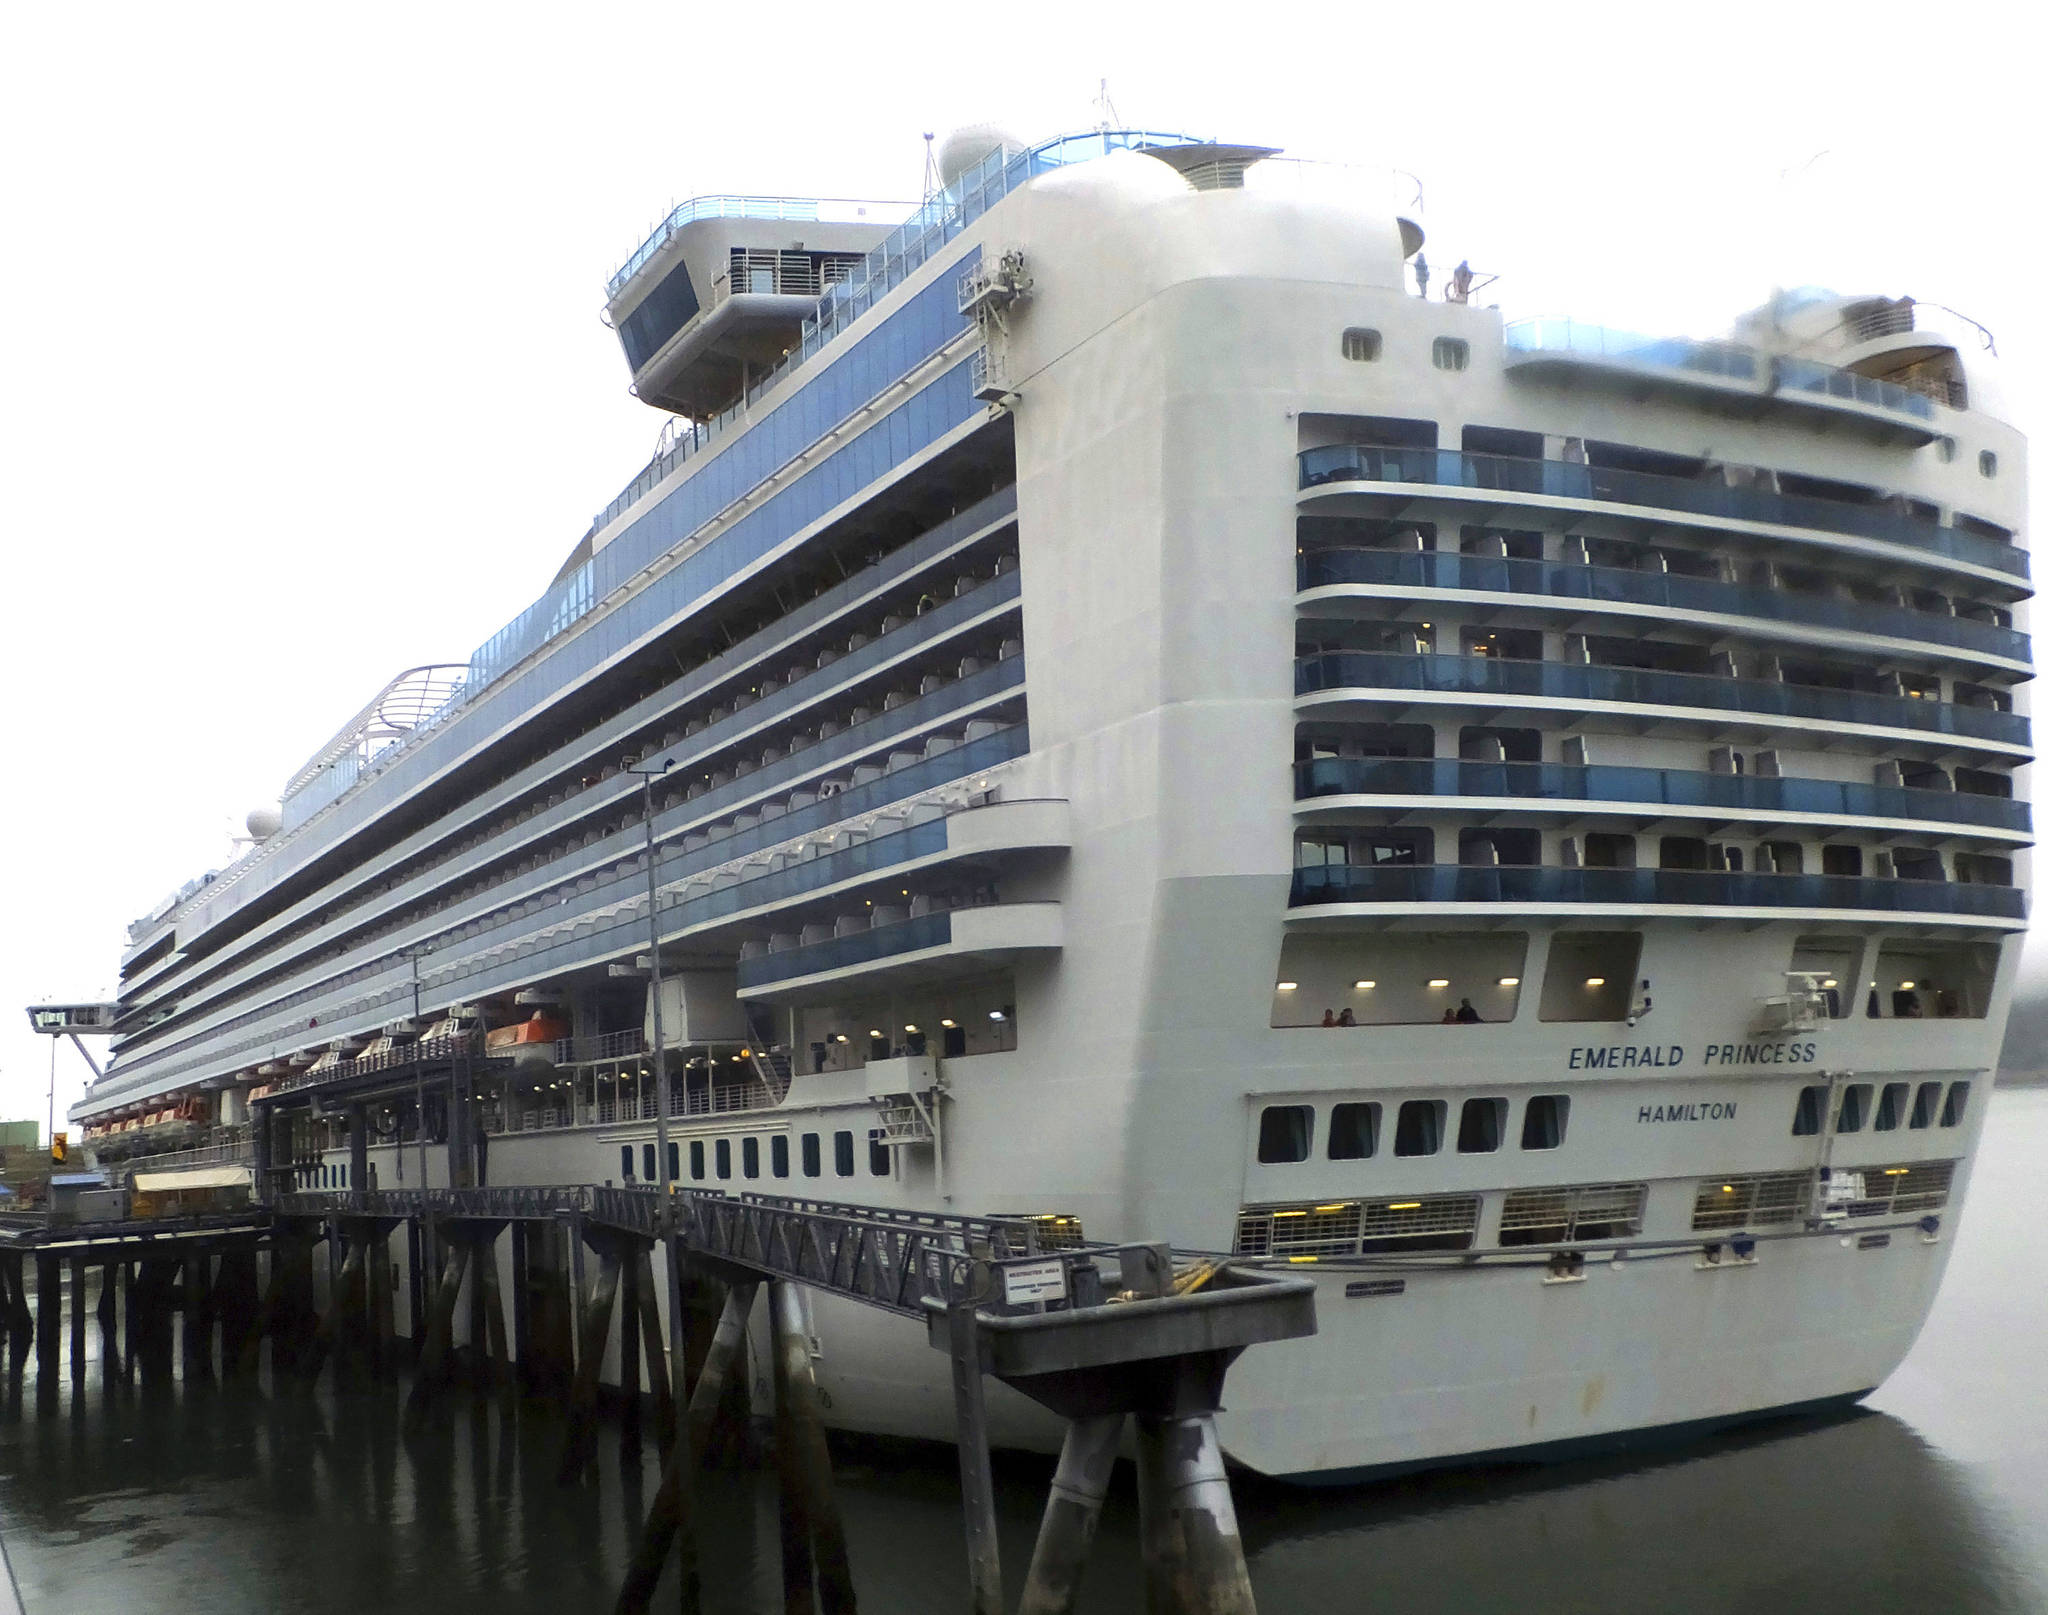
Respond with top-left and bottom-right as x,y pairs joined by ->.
0,1184 -> 1315,1613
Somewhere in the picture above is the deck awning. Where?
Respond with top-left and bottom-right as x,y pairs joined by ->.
135,1166 -> 251,1192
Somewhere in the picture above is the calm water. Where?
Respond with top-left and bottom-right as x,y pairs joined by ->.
3,1088 -> 2045,1614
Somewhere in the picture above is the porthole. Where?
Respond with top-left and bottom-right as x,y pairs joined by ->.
1936,436 -> 1956,463
1979,450 -> 1998,478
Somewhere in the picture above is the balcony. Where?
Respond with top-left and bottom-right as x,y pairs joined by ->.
1297,549 -> 2030,669
1297,448 -> 2027,586
737,902 -> 1062,1001
1295,652 -> 2031,753
1502,319 -> 1940,444
1294,758 -> 2031,837
1288,864 -> 2024,925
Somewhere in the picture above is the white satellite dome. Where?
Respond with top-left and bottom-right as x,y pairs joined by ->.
246,803 -> 283,840
937,123 -> 1027,190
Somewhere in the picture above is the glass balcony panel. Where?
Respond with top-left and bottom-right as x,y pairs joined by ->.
1292,758 -> 2031,834
1297,549 -> 2029,665
1295,652 -> 2032,749
1297,448 -> 2026,583
1289,864 -> 2024,920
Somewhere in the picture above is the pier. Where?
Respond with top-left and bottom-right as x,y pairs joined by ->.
0,1184 -> 1314,1613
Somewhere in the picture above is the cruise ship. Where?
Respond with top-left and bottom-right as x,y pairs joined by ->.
66,127 -> 2029,1482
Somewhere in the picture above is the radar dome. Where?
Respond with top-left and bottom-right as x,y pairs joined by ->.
937,124 -> 1027,190
246,804 -> 283,841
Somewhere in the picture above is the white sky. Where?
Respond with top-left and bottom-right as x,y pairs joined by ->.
2,2 -> 2041,1131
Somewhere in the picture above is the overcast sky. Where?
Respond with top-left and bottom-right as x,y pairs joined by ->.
2,2 -> 2040,1130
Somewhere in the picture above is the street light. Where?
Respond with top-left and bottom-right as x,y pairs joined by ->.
625,755 -> 684,1380
400,943 -> 433,1188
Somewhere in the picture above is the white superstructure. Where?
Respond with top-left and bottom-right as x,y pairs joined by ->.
72,131 -> 2028,1480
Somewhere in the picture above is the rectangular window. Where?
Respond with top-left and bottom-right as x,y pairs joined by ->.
802,1133 -> 822,1176
621,1145 -> 635,1180
668,1142 -> 680,1181
834,1131 -> 855,1176
1792,1084 -> 1826,1136
1235,1195 -> 1479,1256
1432,336 -> 1470,371
1394,1099 -> 1445,1157
689,1141 -> 705,1180
1910,1082 -> 1942,1129
1341,327 -> 1382,361
714,1139 -> 731,1179
1257,1105 -> 1314,1163
643,1143 -> 657,1181
771,1136 -> 790,1177
1694,1170 -> 1814,1231
1941,1081 -> 1971,1127
1836,1083 -> 1871,1134
1499,1182 -> 1646,1245
1521,1094 -> 1569,1150
1457,1097 -> 1506,1153
869,1136 -> 891,1176
1875,1082 -> 1909,1131
1822,844 -> 1863,877
742,1137 -> 760,1178
1327,1102 -> 1379,1160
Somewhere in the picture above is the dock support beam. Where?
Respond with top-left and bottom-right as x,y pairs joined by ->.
613,1277 -> 755,1615
770,1281 -> 856,1614
35,1253 -> 60,1378
558,1247 -> 620,1484
404,1235 -> 472,1423
947,1296 -> 1004,1615
1134,1415 -> 1258,1615
69,1257 -> 88,1383
1018,1414 -> 1126,1615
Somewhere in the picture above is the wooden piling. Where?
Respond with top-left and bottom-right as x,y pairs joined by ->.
96,1258 -> 119,1381
612,1277 -> 754,1615
558,1249 -> 621,1485
619,1250 -> 643,1457
404,1237 -> 472,1423
367,1228 -> 395,1378
476,1231 -> 512,1397
34,1253 -> 61,1378
69,1258 -> 88,1383
509,1224 -> 531,1385
634,1246 -> 675,1451
770,1280 -> 857,1614
182,1254 -> 212,1381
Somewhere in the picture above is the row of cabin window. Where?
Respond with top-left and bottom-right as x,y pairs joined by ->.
1296,828 -> 2010,884
1792,1080 -> 1969,1136
306,1163 -> 357,1189
1326,409 -> 2002,483
621,1131 -> 891,1184
1258,1094 -> 1569,1164
1340,328 -> 1469,371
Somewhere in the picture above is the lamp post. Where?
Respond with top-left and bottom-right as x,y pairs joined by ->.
625,758 -> 685,1374
402,944 -> 432,1189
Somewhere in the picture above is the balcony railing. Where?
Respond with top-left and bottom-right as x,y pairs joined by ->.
1297,549 -> 2030,665
607,195 -> 911,301
1504,318 -> 1937,423
738,910 -> 952,988
1294,758 -> 2031,834
1296,448 -> 2027,583
1289,863 -> 2025,921
1294,652 -> 2031,749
